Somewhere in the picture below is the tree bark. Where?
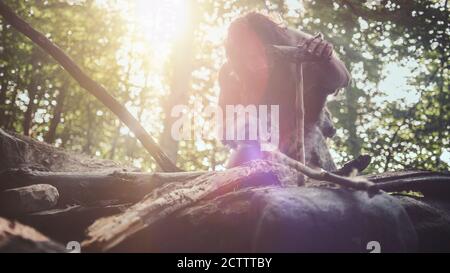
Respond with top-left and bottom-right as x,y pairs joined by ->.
82,160 -> 285,252
0,168 -> 206,205
0,216 -> 65,253
81,151 -> 377,252
0,184 -> 59,216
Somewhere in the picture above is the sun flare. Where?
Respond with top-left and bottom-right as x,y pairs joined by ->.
133,0 -> 188,48
118,0 -> 191,85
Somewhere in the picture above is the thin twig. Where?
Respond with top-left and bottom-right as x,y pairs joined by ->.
265,150 -> 376,192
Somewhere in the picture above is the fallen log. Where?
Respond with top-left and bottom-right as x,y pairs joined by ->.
116,186 -> 417,252
0,128 -> 130,172
366,170 -> 450,199
0,216 -> 65,253
0,168 -> 206,205
81,167 -> 450,252
0,184 -> 59,215
396,195 -> 450,252
18,204 -> 129,243
82,160 -> 290,252
82,149 -> 381,252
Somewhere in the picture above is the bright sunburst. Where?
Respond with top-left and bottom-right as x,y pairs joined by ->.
133,0 -> 188,48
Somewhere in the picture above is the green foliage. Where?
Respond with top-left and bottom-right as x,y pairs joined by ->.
289,0 -> 449,172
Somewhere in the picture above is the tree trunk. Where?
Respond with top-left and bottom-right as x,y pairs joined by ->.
4,84 -> 19,130
22,50 -> 41,136
45,82 -> 68,144
0,70 -> 7,127
0,22 -> 9,127
83,102 -> 93,154
344,82 -> 362,157
108,125 -> 120,160
22,85 -> 37,136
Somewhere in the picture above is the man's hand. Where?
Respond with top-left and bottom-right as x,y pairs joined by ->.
298,32 -> 334,61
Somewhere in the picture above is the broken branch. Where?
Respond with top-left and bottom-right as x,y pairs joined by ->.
264,150 -> 376,191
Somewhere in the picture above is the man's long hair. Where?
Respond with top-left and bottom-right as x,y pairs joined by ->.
225,12 -> 290,53
221,12 -> 300,150
224,12 -> 295,106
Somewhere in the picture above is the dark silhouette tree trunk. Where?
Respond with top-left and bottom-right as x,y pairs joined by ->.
22,49 -> 42,136
0,68 -> 7,126
45,81 -> 68,144
436,52 -> 446,170
83,102 -> 93,154
0,23 -> 9,126
344,82 -> 362,158
0,73 -> 7,125
22,79 -> 38,136
4,68 -> 21,131
108,125 -> 120,160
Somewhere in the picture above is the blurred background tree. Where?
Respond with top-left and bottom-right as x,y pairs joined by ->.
0,0 -> 448,173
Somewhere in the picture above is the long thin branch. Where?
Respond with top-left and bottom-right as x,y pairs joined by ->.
0,1 -> 180,172
264,150 -> 376,191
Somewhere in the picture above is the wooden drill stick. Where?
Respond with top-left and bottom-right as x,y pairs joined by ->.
0,1 -> 180,172
295,63 -> 306,184
269,45 -> 312,184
